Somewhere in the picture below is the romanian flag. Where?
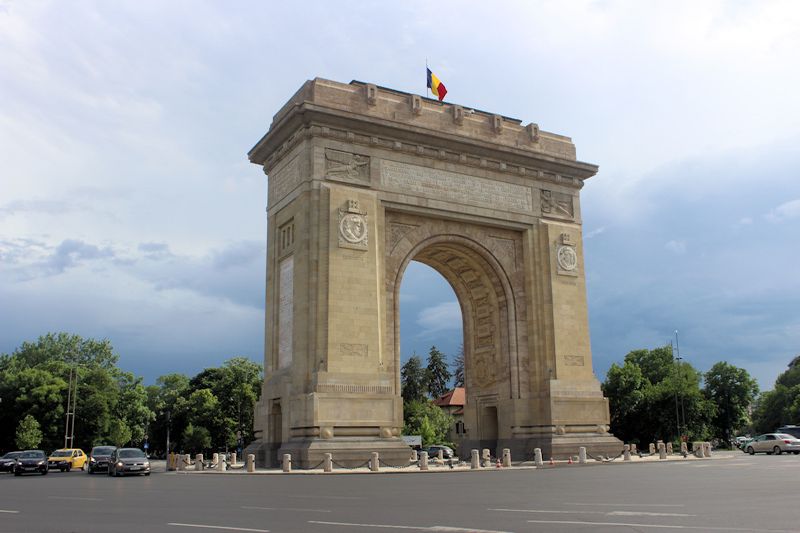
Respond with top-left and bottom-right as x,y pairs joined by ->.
426,68 -> 447,101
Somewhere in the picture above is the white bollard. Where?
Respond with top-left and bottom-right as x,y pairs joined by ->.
578,447 -> 587,464
623,444 -> 631,461
437,449 -> 444,461
693,442 -> 704,458
370,452 -> 380,472
195,453 -> 203,471
666,442 -> 673,455
470,449 -> 479,469
534,448 -> 543,466
230,452 -> 237,466
177,454 -> 186,471
217,453 -> 226,471
420,451 -> 429,471
649,443 -> 656,454
658,442 -> 667,460
704,442 -> 711,458
410,450 -> 418,463
212,452 -> 219,467
502,448 -> 511,467
246,454 -> 255,473
324,453 -> 332,473
482,448 -> 491,468
630,443 -> 637,454
282,453 -> 291,472
680,441 -> 688,455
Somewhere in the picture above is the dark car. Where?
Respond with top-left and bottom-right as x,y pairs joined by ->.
13,450 -> 48,476
87,445 -> 116,474
0,452 -> 23,472
424,445 -> 455,460
108,448 -> 150,477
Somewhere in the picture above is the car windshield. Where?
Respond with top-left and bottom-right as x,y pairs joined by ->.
119,449 -> 146,459
20,451 -> 44,459
51,450 -> 72,457
2,452 -> 21,459
92,447 -> 115,455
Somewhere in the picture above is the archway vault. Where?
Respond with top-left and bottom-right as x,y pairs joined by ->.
246,78 -> 622,467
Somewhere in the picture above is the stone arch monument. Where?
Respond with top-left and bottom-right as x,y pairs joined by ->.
246,78 -> 622,467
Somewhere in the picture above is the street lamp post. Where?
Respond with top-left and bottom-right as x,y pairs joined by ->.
675,330 -> 686,437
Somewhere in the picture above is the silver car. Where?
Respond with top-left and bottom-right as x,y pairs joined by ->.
745,433 -> 800,455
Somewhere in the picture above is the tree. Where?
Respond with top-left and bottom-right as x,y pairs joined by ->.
401,354 -> 427,403
452,344 -> 465,388
182,424 -> 211,452
108,418 -> 132,447
752,356 -> 800,433
704,362 -> 759,441
402,399 -> 454,446
15,415 -> 43,449
426,346 -> 451,399
602,345 -> 715,444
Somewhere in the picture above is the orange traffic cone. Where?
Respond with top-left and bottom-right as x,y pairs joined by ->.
496,459 -> 501,468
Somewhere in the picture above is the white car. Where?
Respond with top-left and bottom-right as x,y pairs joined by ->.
744,433 -> 800,455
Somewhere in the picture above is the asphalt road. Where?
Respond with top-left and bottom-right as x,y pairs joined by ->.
0,453 -> 798,533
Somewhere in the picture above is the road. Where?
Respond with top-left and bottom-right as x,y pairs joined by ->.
0,452 -> 798,532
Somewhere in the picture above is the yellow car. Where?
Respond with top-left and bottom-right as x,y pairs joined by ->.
47,448 -> 88,472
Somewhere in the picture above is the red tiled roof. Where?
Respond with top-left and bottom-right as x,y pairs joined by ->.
433,387 -> 465,407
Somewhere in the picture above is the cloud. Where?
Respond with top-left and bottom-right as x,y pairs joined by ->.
664,240 -> 687,255
584,226 -> 606,240
765,198 -> 800,222
415,301 -> 461,337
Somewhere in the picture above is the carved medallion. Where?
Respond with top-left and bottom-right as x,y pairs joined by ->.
338,200 -> 368,250
557,245 -> 577,272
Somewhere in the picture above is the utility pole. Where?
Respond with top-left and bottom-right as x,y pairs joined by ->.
671,341 -> 680,439
63,366 -> 78,448
675,330 -> 686,436
166,410 -> 171,456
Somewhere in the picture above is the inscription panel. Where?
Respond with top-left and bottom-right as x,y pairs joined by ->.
381,160 -> 533,213
268,154 -> 301,206
277,256 -> 294,369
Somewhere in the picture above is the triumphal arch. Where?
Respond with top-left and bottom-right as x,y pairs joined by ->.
246,78 -> 622,467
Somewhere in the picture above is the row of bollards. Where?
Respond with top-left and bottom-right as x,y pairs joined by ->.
170,452 -> 257,472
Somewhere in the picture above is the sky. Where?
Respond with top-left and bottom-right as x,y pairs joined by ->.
1,0 -> 799,389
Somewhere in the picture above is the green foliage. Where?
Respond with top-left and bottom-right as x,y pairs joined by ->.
452,344 -> 464,388
108,418 -> 132,447
182,423 -> 211,452
704,362 -> 759,440
602,346 -> 715,444
401,354 -> 427,403
402,399 -> 454,447
426,346 -> 451,399
752,356 -> 800,433
15,415 -> 43,449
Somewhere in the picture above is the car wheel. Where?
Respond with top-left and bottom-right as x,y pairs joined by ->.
774,446 -> 782,455
145,472 -> 150,476
747,446 -> 755,455
13,471 -> 20,477
41,470 -> 47,475
794,451 -> 799,455
65,463 -> 71,472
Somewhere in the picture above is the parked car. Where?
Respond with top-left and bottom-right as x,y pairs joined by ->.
47,448 -> 88,472
777,425 -> 800,439
0,451 -> 23,472
13,450 -> 48,476
87,445 -> 116,474
108,448 -> 150,477
744,433 -> 800,455
423,445 -> 455,459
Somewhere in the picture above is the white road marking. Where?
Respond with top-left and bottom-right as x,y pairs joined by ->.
242,505 -> 331,513
168,523 -> 269,532
289,494 -> 365,500
308,521 -> 513,533
489,508 -> 693,517
48,496 -> 102,501
526,520 -> 797,532
0,510 -> 19,514
565,502 -> 685,507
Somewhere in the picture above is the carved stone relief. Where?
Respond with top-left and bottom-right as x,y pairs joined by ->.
388,222 -> 419,254
564,355 -> 585,366
541,189 -> 574,219
338,200 -> 368,250
325,149 -> 369,184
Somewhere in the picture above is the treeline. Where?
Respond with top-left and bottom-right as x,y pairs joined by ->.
602,345 -> 792,445
0,333 -> 261,454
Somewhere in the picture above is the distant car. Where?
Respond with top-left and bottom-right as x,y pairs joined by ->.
108,448 -> 150,477
13,450 -> 48,476
423,445 -> 455,459
744,433 -> 800,455
47,448 -> 87,472
0,451 -> 23,472
87,445 -> 116,474
777,425 -> 800,439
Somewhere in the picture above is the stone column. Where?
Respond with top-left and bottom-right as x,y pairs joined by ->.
658,442 -> 666,460
481,448 -> 491,468
578,447 -> 587,464
195,454 -> 203,471
324,453 -> 332,473
282,453 -> 292,472
246,454 -> 255,473
534,448 -> 543,466
410,450 -> 418,463
370,452 -> 380,472
502,448 -> 511,467
649,443 -> 656,454
623,444 -> 631,461
217,453 -> 226,472
420,451 -> 428,471
680,441 -> 688,455
470,449 -> 479,469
